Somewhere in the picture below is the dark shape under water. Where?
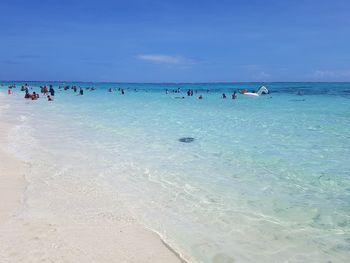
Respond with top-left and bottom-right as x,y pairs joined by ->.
179,137 -> 195,143
289,99 -> 306,102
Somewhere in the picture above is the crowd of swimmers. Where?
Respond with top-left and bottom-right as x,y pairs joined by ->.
108,87 -> 125,94
60,85 -> 87,95
168,88 -> 239,100
4,83 -> 90,101
4,83 -> 269,101
18,84 -> 55,101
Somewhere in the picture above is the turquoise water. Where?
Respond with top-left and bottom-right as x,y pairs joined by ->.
1,82 -> 350,262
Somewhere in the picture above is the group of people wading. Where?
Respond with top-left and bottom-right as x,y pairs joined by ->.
16,83 -> 56,101
4,83 -> 268,102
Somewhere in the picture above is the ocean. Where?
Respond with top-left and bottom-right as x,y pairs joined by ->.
1,82 -> 350,263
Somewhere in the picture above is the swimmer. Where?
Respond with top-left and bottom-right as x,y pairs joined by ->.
222,93 -> 226,99
31,92 -> 38,100
198,95 -> 203,99
49,85 -> 55,96
232,91 -> 237,99
79,88 -> 84,95
43,86 -> 48,95
47,95 -> 53,101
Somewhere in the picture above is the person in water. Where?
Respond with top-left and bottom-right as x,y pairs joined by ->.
79,88 -> 84,95
232,91 -> 237,99
222,93 -> 226,99
198,95 -> 203,99
31,92 -> 38,100
47,95 -> 53,101
49,85 -> 55,96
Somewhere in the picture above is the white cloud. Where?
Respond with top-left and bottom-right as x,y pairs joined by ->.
255,71 -> 270,79
239,64 -> 271,80
313,69 -> 350,79
136,54 -> 195,65
239,64 -> 263,70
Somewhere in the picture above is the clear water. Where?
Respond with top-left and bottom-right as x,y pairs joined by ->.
1,82 -> 350,263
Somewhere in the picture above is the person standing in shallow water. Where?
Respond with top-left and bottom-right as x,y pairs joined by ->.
49,85 -> 55,96
232,91 -> 237,99
43,86 -> 49,95
79,88 -> 84,95
222,93 -> 226,99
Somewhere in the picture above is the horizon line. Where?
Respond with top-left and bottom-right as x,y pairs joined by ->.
1,80 -> 350,84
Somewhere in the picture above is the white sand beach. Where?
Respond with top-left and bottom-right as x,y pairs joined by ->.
0,93 -> 185,263
0,122 -> 26,224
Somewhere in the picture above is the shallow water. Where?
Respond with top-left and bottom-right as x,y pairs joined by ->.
1,82 -> 350,262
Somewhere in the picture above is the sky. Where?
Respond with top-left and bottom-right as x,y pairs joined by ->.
0,0 -> 349,82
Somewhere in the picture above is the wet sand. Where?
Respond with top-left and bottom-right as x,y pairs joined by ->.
0,122 -> 26,223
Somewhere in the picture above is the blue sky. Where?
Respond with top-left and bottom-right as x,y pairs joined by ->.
0,0 -> 349,82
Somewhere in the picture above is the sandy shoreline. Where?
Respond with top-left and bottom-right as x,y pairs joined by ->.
0,122 -> 27,224
0,92 -> 186,263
